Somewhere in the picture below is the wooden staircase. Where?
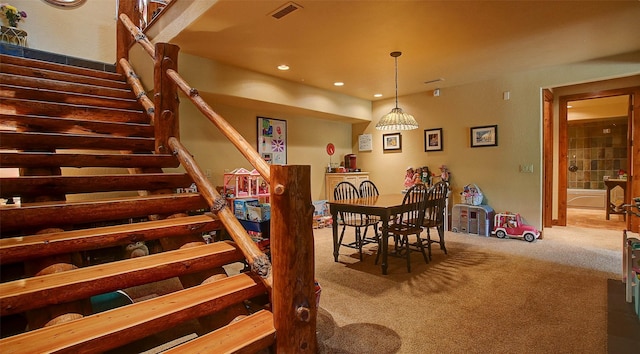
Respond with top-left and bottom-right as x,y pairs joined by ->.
0,54 -> 277,353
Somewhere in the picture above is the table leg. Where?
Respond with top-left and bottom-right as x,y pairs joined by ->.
331,210 -> 339,262
381,217 -> 389,275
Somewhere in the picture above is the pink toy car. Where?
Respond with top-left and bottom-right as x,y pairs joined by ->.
493,212 -> 540,242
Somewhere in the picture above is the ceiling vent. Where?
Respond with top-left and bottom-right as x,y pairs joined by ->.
270,2 -> 302,19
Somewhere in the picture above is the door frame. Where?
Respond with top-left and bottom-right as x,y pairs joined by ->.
548,86 -> 639,232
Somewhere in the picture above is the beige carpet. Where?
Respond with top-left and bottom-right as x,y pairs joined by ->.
314,224 -> 635,353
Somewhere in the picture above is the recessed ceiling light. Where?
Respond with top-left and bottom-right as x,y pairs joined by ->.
277,64 -> 290,71
374,93 -> 383,98
334,82 -> 344,86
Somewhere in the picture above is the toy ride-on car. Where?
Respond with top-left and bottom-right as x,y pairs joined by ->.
493,212 -> 540,242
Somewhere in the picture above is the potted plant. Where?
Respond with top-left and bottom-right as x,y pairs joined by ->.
1,3 -> 27,28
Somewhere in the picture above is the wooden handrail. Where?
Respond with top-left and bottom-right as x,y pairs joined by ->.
116,14 -> 271,283
119,13 -> 156,59
169,137 -> 273,287
166,69 -> 271,181
118,58 -> 155,120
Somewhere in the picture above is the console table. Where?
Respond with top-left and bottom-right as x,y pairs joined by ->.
605,179 -> 627,220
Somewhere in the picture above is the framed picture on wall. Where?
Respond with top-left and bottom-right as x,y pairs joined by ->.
257,117 -> 287,164
470,125 -> 498,147
424,128 -> 443,151
382,133 -> 402,151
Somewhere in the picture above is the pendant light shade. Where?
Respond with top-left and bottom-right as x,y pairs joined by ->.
376,51 -> 419,131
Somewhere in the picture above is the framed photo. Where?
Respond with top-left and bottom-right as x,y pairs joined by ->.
470,125 -> 498,148
424,128 -> 443,151
382,133 -> 402,151
257,117 -> 287,164
358,134 -> 373,152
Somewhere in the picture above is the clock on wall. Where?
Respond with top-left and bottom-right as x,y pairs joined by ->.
358,134 -> 372,152
43,0 -> 86,7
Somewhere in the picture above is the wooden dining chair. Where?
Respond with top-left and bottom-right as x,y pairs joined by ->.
334,181 -> 379,261
421,181 -> 449,259
376,183 -> 429,272
358,180 -> 381,244
358,180 -> 379,198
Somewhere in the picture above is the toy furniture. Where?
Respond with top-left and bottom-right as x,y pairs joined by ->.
623,230 -> 640,316
605,179 -> 627,220
451,204 -> 495,236
223,168 -> 270,205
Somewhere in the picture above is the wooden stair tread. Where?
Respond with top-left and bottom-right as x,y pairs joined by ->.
1,173 -> 194,196
0,83 -> 141,110
0,54 -> 124,81
0,151 -> 178,169
0,62 -> 130,90
0,98 -> 148,123
0,193 -> 210,233
164,310 -> 275,354
0,242 -> 244,316
0,130 -> 155,151
0,73 -> 136,99
0,273 -> 267,354
0,114 -> 153,137
0,214 -> 221,264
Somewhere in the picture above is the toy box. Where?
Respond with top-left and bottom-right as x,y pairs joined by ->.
234,198 -> 259,220
239,219 -> 270,238
247,203 -> 271,222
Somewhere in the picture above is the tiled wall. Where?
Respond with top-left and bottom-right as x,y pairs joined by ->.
568,117 -> 628,189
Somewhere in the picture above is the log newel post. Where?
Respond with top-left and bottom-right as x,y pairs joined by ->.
116,0 -> 140,75
154,43 -> 180,154
271,165 -> 317,353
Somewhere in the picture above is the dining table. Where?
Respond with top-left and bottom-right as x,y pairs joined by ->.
328,193 -> 414,275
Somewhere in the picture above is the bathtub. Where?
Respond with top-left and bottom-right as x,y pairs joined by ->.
567,189 -> 605,209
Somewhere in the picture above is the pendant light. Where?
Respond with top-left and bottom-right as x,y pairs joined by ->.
375,51 -> 419,131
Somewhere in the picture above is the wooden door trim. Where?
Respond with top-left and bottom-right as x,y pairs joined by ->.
556,87 -> 639,231
543,89 -> 554,228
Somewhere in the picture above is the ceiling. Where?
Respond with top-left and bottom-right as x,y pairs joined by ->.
168,0 -> 640,102
568,95 -> 629,121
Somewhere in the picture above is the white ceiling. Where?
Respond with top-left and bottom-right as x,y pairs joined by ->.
168,0 -> 640,101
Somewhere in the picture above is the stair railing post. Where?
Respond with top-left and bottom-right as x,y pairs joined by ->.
116,0 -> 141,74
270,165 -> 317,353
154,43 -> 180,154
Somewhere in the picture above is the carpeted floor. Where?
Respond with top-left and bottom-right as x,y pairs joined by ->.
114,208 -> 639,353
314,224 -> 639,353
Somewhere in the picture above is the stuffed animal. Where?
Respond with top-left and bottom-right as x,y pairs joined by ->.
124,241 -> 149,258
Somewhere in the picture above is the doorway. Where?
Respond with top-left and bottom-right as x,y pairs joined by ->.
548,85 -> 639,233
564,96 -> 629,229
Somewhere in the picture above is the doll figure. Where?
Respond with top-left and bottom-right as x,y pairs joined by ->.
440,165 -> 450,182
413,167 -> 424,185
404,167 -> 415,189
421,166 -> 432,186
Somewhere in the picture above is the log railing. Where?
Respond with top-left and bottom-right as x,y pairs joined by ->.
117,11 -> 271,286
116,1 -> 317,351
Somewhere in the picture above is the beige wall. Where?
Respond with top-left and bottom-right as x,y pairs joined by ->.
358,55 -> 640,228
166,98 -> 353,202
9,0 -> 116,63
